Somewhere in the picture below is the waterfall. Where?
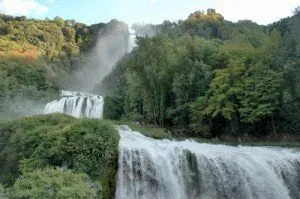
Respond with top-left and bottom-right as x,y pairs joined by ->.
44,90 -> 104,119
116,126 -> 300,199
128,33 -> 137,52
127,28 -> 137,53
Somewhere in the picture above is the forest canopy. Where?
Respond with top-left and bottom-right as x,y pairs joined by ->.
101,8 -> 300,138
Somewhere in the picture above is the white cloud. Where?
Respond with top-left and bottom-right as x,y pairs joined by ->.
0,0 -> 48,16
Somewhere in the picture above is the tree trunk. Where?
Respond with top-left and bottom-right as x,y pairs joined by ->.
271,116 -> 277,136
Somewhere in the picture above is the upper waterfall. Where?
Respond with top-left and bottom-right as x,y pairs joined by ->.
116,126 -> 300,199
44,90 -> 104,119
128,28 -> 137,52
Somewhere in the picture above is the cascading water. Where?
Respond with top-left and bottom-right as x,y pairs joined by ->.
116,126 -> 300,199
44,90 -> 104,119
128,28 -> 137,52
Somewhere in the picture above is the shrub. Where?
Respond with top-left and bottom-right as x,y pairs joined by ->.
0,114 -> 119,198
8,168 -> 99,199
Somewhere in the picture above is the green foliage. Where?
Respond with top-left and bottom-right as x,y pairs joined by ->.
0,114 -> 119,198
103,95 -> 124,120
8,168 -> 98,199
0,15 -> 94,57
189,97 -> 212,137
121,35 -> 218,128
268,11 -> 300,134
204,58 -> 245,120
0,57 -> 59,121
61,119 -> 119,199
126,35 -> 177,125
239,64 -> 283,123
102,8 -> 300,138
0,184 -> 8,199
0,57 -> 54,96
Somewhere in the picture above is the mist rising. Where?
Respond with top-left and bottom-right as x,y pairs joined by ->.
69,20 -> 130,93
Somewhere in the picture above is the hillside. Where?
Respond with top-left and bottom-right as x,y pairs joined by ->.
101,8 -> 300,138
0,15 -> 129,120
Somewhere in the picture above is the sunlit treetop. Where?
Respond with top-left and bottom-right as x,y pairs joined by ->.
188,9 -> 224,22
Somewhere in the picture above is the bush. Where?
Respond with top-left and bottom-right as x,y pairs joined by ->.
0,114 -> 119,198
61,119 -> 119,199
8,168 -> 99,199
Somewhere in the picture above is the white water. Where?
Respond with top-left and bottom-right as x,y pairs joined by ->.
116,126 -> 300,199
128,33 -> 137,52
44,90 -> 104,119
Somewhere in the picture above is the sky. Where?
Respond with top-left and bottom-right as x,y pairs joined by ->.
0,0 -> 299,26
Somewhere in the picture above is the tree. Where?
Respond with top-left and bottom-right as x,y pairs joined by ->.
101,8 -> 298,137
167,35 -> 214,128
239,64 -> 283,124
203,56 -> 283,135
8,168 -> 99,199
126,36 -> 177,125
54,16 -> 65,27
204,58 -> 245,121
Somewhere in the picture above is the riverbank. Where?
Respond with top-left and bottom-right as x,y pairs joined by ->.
112,120 -> 300,148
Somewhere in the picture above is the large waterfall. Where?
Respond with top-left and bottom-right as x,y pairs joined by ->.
44,90 -> 104,119
116,126 -> 300,199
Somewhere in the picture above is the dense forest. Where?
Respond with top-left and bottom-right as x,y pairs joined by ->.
102,8 -> 300,138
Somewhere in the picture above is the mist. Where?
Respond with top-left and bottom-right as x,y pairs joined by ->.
0,95 -> 50,121
69,20 -> 130,93
131,22 -> 160,37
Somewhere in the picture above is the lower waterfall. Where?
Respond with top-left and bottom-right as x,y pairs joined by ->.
44,90 -> 104,119
116,126 -> 300,199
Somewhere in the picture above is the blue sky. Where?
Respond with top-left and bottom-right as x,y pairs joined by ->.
0,0 -> 299,26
